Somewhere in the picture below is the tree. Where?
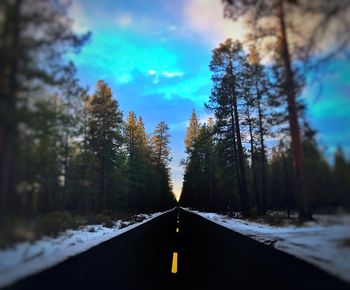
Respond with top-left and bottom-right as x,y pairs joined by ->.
269,145 -> 294,212
87,80 -> 123,210
181,111 -> 201,208
15,96 -> 65,214
184,110 -> 200,150
207,39 -> 251,217
333,147 -> 350,207
0,0 -> 90,213
124,112 -> 154,209
247,47 -> 272,214
242,75 -> 262,215
66,89 -> 100,213
222,0 -> 350,219
202,119 -> 216,210
181,115 -> 218,211
150,121 -> 174,209
151,122 -> 171,167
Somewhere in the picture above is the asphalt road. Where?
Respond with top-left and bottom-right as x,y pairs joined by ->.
5,208 -> 350,290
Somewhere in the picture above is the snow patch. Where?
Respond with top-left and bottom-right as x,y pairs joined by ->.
0,211 -> 169,288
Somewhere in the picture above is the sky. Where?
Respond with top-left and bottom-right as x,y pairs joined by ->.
68,0 -> 350,199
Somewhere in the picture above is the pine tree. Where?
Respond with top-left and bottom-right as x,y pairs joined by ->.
242,77 -> 261,215
16,96 -> 65,214
124,112 -> 154,209
151,121 -> 174,209
0,0 -> 90,213
151,122 -> 171,167
87,80 -> 123,211
333,147 -> 350,207
247,47 -> 271,214
222,0 -> 350,219
181,113 -> 221,211
184,110 -> 200,151
181,111 -> 201,208
207,39 -> 251,217
203,120 -> 216,210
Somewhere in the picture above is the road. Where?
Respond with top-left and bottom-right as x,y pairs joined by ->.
5,208 -> 350,290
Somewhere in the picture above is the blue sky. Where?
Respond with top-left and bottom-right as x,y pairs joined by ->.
69,0 -> 350,198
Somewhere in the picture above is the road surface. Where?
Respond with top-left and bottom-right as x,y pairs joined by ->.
5,208 -> 350,290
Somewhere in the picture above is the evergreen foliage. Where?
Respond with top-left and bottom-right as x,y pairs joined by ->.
0,1 -> 175,220
180,39 -> 350,217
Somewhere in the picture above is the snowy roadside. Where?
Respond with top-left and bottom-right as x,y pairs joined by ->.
189,209 -> 350,283
0,210 -> 170,288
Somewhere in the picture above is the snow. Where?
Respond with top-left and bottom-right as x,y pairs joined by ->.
0,211 -> 167,288
189,209 -> 350,283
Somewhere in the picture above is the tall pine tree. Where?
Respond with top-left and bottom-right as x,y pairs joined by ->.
87,80 -> 123,210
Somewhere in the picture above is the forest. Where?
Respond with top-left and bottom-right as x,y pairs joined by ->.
0,0 -> 175,231
1,0 -> 350,234
1,1 -> 350,288
181,1 -> 350,219
180,42 -> 350,217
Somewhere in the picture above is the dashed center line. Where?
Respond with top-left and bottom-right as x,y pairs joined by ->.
171,252 -> 178,274
171,212 -> 180,274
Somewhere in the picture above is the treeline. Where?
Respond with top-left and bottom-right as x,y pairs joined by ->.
181,0 -> 350,219
0,0 -> 175,218
62,80 -> 174,213
180,39 -> 350,217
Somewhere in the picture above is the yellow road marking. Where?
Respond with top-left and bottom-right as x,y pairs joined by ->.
176,227 -> 179,233
171,252 -> 178,274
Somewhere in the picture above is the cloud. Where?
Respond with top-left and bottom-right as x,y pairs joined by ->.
162,71 -> 184,78
71,31 -> 181,85
69,1 -> 90,33
183,0 -> 246,47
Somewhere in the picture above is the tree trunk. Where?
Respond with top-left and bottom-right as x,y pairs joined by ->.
0,0 -> 22,213
62,125 -> 69,211
281,146 -> 291,218
100,152 -> 105,210
229,105 -> 242,206
256,93 -> 267,214
81,104 -> 88,212
232,92 -> 251,217
247,106 -> 261,215
208,155 -> 214,211
278,0 -> 309,219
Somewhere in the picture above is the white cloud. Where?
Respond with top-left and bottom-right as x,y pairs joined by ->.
183,0 -> 246,47
68,1 -> 90,33
162,71 -> 184,78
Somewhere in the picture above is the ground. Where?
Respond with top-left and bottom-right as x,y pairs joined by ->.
1,208 -> 349,289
